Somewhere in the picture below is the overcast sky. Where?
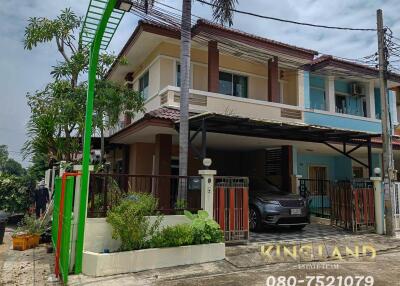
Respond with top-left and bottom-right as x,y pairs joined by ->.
0,0 -> 399,167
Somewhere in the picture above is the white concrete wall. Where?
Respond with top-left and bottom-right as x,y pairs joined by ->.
84,215 -> 191,253
82,243 -> 225,277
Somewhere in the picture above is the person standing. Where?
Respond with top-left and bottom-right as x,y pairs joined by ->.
35,180 -> 49,218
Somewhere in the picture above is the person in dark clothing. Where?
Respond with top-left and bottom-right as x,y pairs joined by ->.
35,180 -> 49,218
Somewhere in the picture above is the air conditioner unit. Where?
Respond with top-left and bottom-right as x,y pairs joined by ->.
351,83 -> 365,96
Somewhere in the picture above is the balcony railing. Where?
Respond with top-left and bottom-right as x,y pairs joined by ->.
153,86 -> 304,124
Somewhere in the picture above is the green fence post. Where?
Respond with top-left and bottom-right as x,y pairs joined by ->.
52,177 -> 61,248
75,0 -> 118,274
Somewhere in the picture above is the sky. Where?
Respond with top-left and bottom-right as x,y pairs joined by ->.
0,0 -> 399,167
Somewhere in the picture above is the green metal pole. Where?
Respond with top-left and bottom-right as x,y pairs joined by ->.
75,0 -> 117,274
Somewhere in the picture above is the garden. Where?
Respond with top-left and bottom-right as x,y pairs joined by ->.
82,192 -> 225,276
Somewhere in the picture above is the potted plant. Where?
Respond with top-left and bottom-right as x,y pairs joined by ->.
12,215 -> 44,250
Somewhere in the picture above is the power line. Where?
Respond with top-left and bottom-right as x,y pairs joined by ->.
196,0 -> 376,32
128,2 -> 382,80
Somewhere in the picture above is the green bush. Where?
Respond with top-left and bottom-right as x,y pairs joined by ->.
150,224 -> 193,248
184,210 -> 224,244
0,174 -> 32,214
106,192 -> 162,251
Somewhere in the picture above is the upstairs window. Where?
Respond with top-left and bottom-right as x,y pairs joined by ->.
219,71 -> 248,98
176,63 -> 181,87
139,71 -> 149,99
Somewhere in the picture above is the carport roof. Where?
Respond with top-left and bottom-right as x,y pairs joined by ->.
182,112 -> 380,144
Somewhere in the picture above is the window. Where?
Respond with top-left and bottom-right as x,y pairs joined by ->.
335,94 -> 346,113
353,167 -> 364,178
219,71 -> 248,98
139,71 -> 149,99
176,63 -> 181,87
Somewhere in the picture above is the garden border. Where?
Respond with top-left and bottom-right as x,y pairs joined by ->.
82,242 -> 225,276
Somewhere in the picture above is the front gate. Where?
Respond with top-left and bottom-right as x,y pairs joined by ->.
330,181 -> 375,232
213,177 -> 249,243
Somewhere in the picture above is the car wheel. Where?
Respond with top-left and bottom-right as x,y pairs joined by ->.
249,207 -> 262,232
290,225 -> 306,231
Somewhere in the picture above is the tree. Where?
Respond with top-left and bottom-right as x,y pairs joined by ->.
179,0 -> 237,201
2,159 -> 26,177
0,145 -> 26,176
23,8 -> 144,163
0,145 -> 9,171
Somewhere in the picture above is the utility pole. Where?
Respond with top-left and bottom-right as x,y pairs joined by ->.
377,9 -> 395,236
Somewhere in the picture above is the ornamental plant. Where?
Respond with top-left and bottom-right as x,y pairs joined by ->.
150,224 -> 193,248
184,210 -> 224,244
106,193 -> 162,251
13,214 -> 45,237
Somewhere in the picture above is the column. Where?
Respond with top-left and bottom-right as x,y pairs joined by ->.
199,169 -> 217,216
281,146 -> 293,193
154,134 -> 172,209
366,80 -> 376,119
370,176 -> 384,234
297,70 -> 305,107
325,76 -> 335,113
268,56 -> 280,103
208,41 -> 219,93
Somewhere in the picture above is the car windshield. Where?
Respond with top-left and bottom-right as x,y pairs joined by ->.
249,178 -> 281,194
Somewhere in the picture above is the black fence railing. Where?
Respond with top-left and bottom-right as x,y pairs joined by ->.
299,179 -> 331,218
88,173 -> 202,217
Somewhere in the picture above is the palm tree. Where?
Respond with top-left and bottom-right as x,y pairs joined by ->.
178,0 -> 238,203
141,0 -> 238,202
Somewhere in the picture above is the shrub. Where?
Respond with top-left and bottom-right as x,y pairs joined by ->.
0,174 -> 32,214
150,224 -> 193,248
184,210 -> 224,244
106,192 -> 162,251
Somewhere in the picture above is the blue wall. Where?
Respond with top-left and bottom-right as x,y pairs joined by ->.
309,75 -> 326,110
303,111 -> 382,133
297,154 -> 336,180
297,152 -> 382,181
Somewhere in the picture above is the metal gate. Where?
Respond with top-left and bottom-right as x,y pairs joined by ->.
330,181 -> 375,232
213,177 -> 249,243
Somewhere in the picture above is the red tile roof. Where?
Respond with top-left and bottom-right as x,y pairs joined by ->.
144,107 -> 182,121
193,19 -> 318,57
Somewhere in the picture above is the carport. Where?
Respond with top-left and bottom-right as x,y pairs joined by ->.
178,112 -> 381,241
183,112 -> 379,175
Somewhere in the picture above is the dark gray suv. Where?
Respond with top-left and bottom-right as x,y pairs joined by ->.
249,179 -> 309,231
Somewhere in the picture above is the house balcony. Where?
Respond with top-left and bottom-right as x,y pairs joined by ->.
143,85 -> 305,125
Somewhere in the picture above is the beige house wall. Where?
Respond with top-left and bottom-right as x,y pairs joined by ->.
128,141 -> 202,176
127,41 -> 299,107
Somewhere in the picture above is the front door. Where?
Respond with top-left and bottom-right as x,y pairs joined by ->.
309,166 -> 327,182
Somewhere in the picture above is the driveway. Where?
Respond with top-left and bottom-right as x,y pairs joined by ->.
250,223 -> 350,243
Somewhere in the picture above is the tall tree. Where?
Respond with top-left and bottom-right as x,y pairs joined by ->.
177,0 -> 237,201
23,8 -> 143,163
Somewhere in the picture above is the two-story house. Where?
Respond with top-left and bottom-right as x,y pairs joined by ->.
103,19 -> 400,209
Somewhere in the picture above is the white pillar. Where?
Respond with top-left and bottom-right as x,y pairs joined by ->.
371,176 -> 385,234
325,76 -> 335,113
297,70 -> 305,108
199,169 -> 217,217
367,80 -> 376,119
